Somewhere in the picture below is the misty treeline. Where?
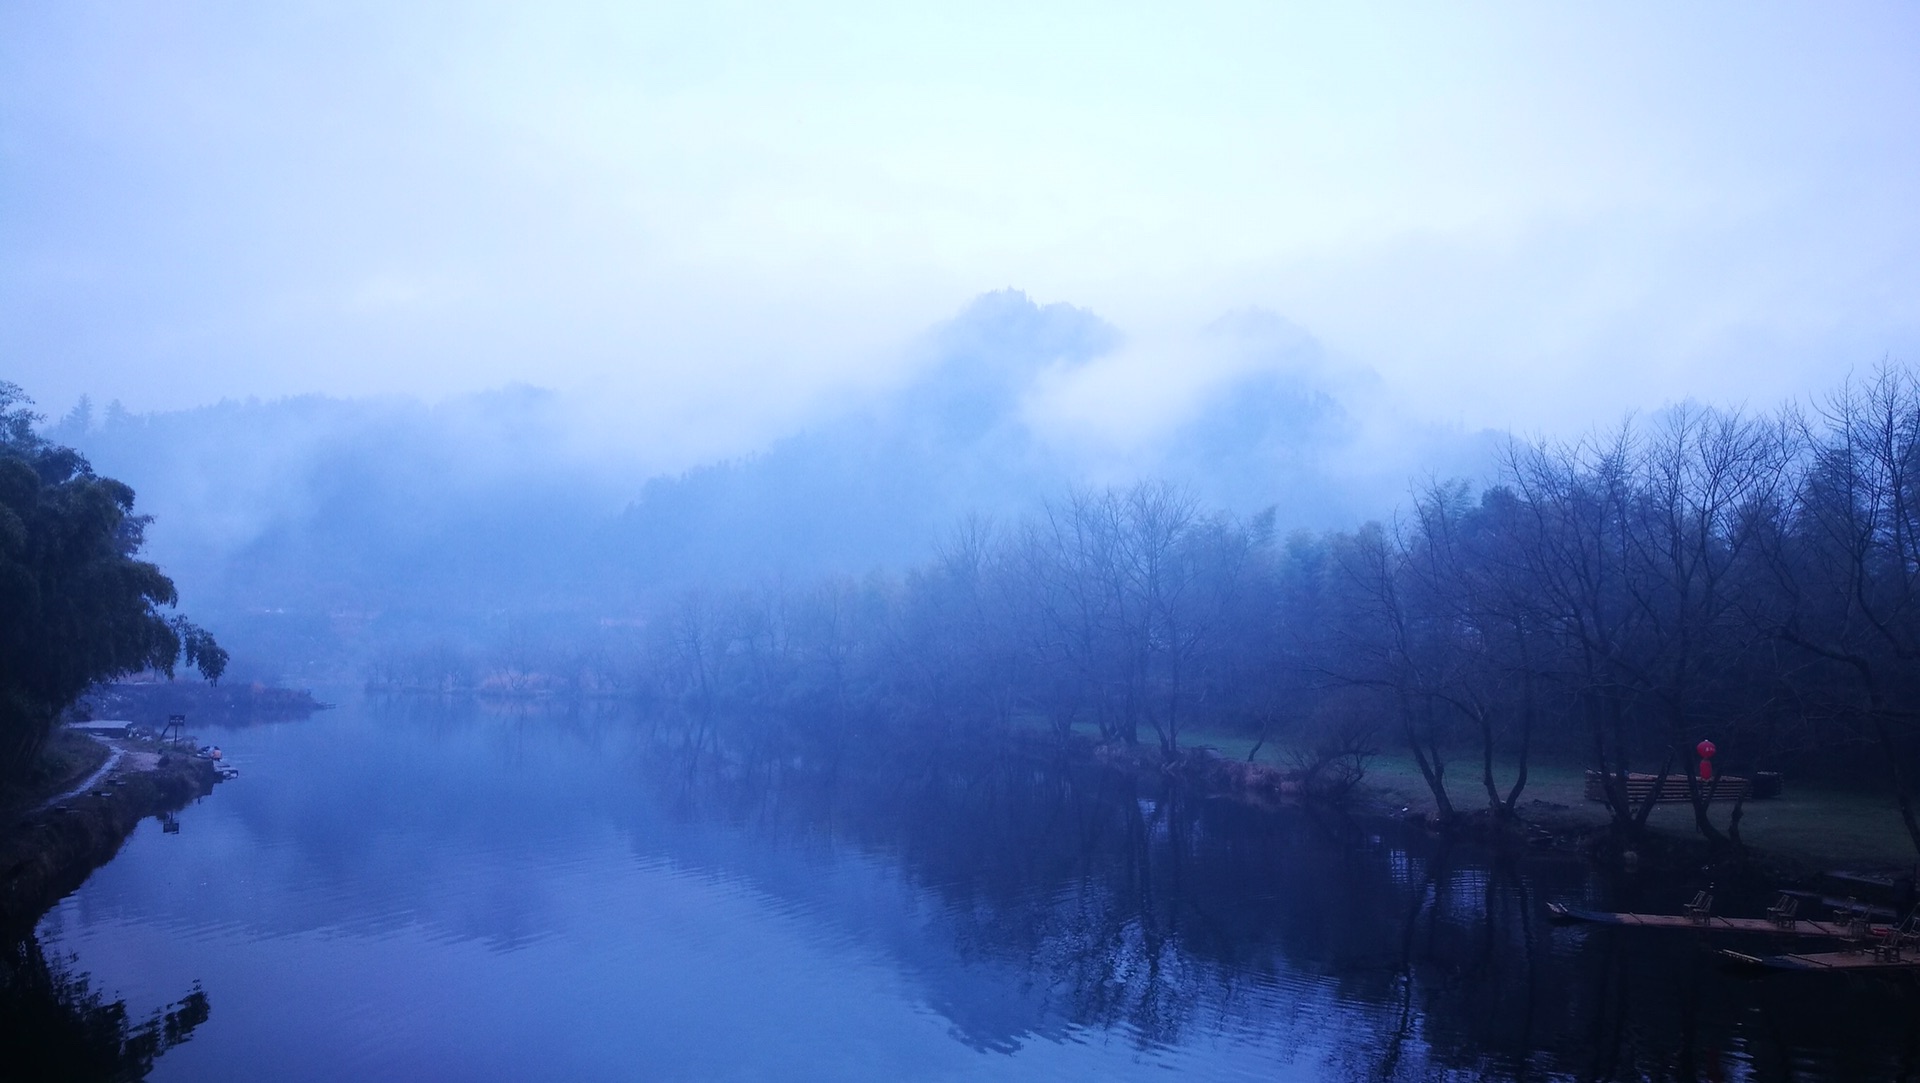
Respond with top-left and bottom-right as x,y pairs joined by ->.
376,367 -> 1920,855
44,295 -> 1454,675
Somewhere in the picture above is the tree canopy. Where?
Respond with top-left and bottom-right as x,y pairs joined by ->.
0,382 -> 225,783
405,366 -> 1920,859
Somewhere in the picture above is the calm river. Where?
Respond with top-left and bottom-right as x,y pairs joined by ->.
16,695 -> 1920,1081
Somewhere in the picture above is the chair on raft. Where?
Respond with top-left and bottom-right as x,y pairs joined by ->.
1766,894 -> 1799,929
1684,890 -> 1714,925
1838,902 -> 1875,953
1876,910 -> 1920,962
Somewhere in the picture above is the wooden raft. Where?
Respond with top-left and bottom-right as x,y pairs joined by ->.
1583,771 -> 1752,803
1547,902 -> 1889,939
1718,948 -> 1920,972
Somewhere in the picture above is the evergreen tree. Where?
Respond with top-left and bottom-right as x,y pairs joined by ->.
0,382 -> 225,783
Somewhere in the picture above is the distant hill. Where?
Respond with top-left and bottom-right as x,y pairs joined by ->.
41,290 -> 1496,674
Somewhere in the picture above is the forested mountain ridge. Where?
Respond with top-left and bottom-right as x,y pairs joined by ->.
43,291 -> 1468,675
24,305 -> 1920,859
600,369 -> 1920,858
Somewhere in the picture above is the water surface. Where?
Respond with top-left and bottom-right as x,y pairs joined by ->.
19,696 -> 1920,1080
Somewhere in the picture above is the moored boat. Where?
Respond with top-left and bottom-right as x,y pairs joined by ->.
1547,901 -> 1891,940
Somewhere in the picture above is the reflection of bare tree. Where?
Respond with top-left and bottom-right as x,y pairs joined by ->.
636,723 -> 1920,1079
0,934 -> 209,1081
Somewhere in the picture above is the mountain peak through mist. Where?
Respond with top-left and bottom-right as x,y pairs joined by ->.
28,290 -> 1494,673
897,290 -> 1121,444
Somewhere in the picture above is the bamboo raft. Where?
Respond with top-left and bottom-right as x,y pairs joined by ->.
1718,948 -> 1920,972
1546,902 -> 1891,939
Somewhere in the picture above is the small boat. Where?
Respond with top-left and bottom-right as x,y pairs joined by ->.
1547,901 -> 1890,940
1718,947 -> 1920,972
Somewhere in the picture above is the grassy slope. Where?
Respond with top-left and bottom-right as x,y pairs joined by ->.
0,728 -> 111,814
1173,723 -> 1920,871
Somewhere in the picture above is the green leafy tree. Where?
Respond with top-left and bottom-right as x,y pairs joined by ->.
0,383 -> 225,783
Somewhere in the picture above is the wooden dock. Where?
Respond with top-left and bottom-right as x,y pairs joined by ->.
1547,902 -> 1890,939
1718,948 -> 1920,972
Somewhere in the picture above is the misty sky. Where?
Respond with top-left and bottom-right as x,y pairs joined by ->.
5,1 -> 1918,463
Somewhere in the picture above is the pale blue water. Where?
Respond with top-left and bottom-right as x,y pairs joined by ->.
24,695 -> 1920,1081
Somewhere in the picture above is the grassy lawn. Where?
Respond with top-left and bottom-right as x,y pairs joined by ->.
1175,723 -> 1920,871
1018,714 -> 1920,870
0,727 -> 110,814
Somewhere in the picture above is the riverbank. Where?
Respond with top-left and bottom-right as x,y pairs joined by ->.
1347,751 -> 1920,876
0,727 -> 222,935
1044,724 -> 1920,907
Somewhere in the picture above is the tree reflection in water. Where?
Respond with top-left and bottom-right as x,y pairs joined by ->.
20,694 -> 1918,1081
640,719 -> 1920,1080
0,934 -> 208,1082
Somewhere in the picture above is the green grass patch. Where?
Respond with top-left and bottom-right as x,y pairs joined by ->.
0,728 -> 110,811
1021,717 -> 1920,869
1174,722 -> 1920,870
1360,749 -> 1916,868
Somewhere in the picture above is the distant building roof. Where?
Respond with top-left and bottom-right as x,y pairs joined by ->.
69,720 -> 132,735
